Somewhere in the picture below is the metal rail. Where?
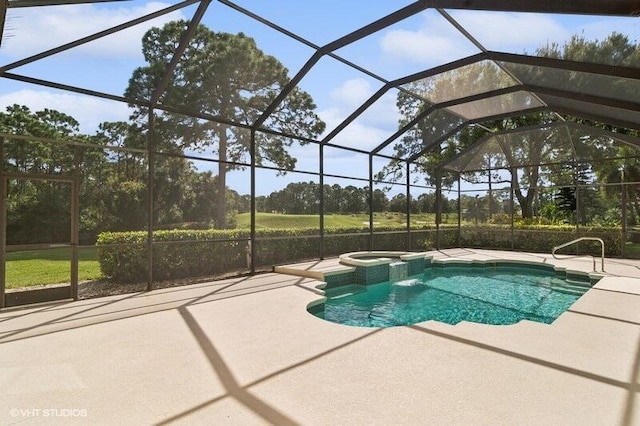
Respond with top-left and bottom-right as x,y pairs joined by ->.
552,237 -> 605,272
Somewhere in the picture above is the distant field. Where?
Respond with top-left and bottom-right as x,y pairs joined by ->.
5,246 -> 101,289
235,212 -> 454,229
5,212 -> 458,288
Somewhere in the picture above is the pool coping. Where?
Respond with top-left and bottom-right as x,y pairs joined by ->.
338,250 -> 428,267
278,250 -> 604,289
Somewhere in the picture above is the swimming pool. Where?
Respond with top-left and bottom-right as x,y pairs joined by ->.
308,263 -> 599,327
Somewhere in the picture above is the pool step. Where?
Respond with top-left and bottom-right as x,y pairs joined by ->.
553,287 -> 585,296
324,284 -> 366,299
563,279 -> 592,289
546,279 -> 592,296
549,286 -> 588,296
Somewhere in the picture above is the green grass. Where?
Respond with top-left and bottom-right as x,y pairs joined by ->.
235,212 -> 455,229
6,246 -> 102,289
4,212 -> 456,289
625,242 -> 640,258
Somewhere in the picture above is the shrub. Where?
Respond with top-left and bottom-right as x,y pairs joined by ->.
96,223 -> 622,283
97,229 -> 249,283
459,224 -> 621,256
488,213 -> 511,225
97,225 -> 438,283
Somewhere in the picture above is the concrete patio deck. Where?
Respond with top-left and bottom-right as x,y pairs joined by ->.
1,248 -> 640,425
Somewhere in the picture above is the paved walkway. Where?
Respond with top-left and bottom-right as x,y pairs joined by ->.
1,249 -> 640,425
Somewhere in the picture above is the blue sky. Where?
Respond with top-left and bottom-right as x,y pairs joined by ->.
1,0 -> 639,195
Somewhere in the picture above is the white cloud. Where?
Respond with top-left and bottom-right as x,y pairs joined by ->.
332,119 -> 390,151
319,106 -> 395,152
3,2 -> 185,59
380,11 -> 572,64
0,89 -> 130,133
330,78 -> 373,106
451,11 -> 571,53
381,29 -> 471,64
319,82 -> 400,153
380,12 -> 478,65
360,91 -> 400,127
574,18 -> 640,44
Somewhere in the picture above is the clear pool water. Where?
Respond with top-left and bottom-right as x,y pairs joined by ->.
310,265 -> 595,327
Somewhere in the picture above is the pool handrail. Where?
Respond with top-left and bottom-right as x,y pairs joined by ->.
552,237 -> 605,272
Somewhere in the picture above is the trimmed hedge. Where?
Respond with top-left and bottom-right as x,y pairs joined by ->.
459,224 -> 622,256
96,226 -> 419,282
96,229 -> 250,282
97,224 -> 622,283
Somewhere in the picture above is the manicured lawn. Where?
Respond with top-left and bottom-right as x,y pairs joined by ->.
235,212 -> 455,229
625,242 -> 640,258
5,246 -> 102,289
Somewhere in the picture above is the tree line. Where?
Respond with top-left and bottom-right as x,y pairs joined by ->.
0,101 -> 455,245
255,181 -> 453,215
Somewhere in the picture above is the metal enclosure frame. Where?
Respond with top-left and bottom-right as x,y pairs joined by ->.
0,0 -> 639,301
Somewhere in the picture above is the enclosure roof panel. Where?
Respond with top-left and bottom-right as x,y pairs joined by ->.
444,90 -> 543,121
400,60 -> 519,104
1,0 -> 640,169
442,122 -> 640,172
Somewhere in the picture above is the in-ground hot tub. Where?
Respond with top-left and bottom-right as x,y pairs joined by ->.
337,251 -> 429,285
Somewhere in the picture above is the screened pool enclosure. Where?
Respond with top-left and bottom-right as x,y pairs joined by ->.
1,0 -> 639,306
